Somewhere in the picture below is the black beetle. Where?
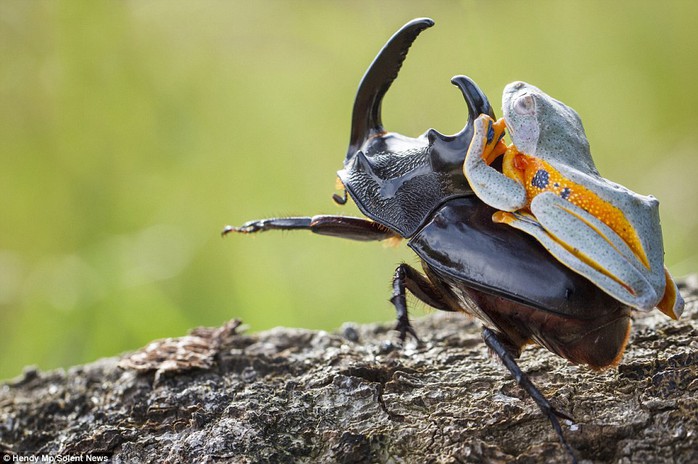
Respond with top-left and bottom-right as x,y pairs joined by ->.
223,18 -> 633,463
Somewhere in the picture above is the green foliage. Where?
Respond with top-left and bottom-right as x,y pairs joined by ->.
1,1 -> 697,380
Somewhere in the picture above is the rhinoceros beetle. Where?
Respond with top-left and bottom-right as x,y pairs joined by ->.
223,18 -> 649,463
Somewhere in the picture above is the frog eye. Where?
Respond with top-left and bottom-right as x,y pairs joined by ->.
513,94 -> 536,116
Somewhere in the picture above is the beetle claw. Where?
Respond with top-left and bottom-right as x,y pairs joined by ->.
395,320 -> 421,345
221,225 -> 236,237
552,407 -> 575,423
221,224 -> 257,235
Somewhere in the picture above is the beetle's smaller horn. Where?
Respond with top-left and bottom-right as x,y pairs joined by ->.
346,18 -> 434,160
425,75 -> 495,171
451,75 -> 495,139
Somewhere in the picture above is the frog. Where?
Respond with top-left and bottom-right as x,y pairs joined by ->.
463,81 -> 684,319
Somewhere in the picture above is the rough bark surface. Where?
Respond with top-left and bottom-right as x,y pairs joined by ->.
1,276 -> 697,464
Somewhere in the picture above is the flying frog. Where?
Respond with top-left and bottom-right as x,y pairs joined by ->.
464,81 -> 684,319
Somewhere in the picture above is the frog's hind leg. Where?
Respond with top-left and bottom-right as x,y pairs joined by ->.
494,192 -> 659,311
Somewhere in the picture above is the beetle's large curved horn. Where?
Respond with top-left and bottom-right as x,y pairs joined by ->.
346,18 -> 434,160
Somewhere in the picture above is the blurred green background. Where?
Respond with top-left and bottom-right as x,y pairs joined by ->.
1,1 -> 697,381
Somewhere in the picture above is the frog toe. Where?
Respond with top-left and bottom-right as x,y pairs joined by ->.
657,268 -> 684,319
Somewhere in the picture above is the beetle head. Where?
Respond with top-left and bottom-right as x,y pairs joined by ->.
337,18 -> 495,237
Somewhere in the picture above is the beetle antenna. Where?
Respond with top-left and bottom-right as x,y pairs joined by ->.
332,190 -> 348,205
347,18 -> 434,160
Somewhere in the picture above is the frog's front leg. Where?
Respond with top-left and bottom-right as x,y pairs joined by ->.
464,115 -> 527,211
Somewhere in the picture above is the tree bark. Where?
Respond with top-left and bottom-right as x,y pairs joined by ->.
1,276 -> 697,464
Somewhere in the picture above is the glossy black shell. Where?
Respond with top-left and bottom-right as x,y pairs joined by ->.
410,196 -> 623,317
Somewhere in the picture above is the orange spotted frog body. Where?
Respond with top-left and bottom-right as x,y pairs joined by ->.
464,81 -> 683,318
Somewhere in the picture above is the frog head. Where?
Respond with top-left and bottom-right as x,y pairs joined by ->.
502,81 -> 598,175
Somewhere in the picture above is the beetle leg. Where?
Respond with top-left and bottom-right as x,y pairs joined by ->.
482,328 -> 578,464
390,264 -> 455,343
222,216 -> 400,242
223,217 -> 313,234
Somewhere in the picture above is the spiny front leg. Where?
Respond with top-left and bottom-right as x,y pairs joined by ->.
223,217 -> 313,235
223,215 -> 400,242
482,328 -> 578,464
390,263 -> 455,343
